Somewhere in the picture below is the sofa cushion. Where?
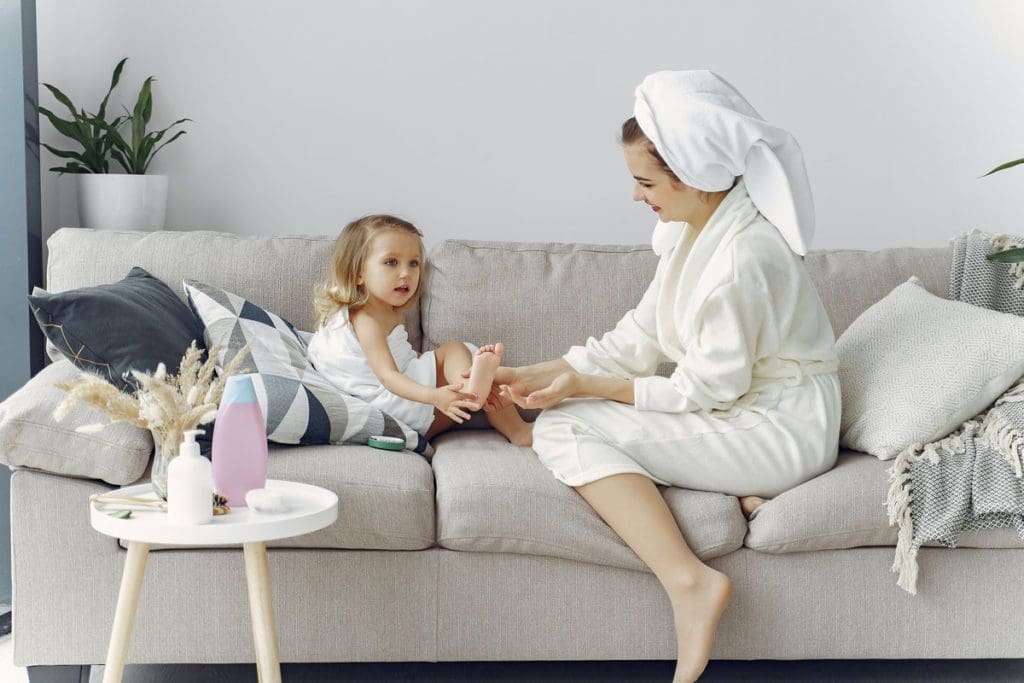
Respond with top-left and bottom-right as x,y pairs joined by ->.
139,441 -> 436,551
0,360 -> 152,485
28,267 -> 205,392
185,279 -> 430,455
267,442 -> 436,549
432,430 -> 746,572
837,277 -> 1024,460
745,450 -> 1024,553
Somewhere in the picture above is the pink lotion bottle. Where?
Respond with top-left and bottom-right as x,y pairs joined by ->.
211,374 -> 268,507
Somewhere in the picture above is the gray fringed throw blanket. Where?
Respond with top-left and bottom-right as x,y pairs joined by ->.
887,230 -> 1024,594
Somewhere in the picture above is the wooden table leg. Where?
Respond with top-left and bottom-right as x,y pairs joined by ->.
102,541 -> 150,683
244,541 -> 281,683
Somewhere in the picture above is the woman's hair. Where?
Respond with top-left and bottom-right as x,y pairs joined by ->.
621,116 -> 736,202
314,214 -> 425,327
621,116 -> 678,181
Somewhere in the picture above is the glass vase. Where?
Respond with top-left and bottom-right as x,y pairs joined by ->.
150,434 -> 175,501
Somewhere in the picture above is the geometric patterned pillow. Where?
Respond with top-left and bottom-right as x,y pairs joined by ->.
183,280 -> 431,456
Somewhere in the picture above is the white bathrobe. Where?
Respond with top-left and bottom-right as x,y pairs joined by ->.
532,181 -> 841,497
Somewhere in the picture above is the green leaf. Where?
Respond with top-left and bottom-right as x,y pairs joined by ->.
110,148 -> 133,174
94,116 -> 136,173
131,78 -> 154,161
41,83 -> 80,119
143,130 -> 188,173
49,162 -> 90,175
98,57 -> 128,119
41,143 -> 88,162
137,118 -> 192,172
139,78 -> 154,125
986,248 -> 1024,263
107,509 -> 132,519
982,158 -> 1024,177
38,107 -> 87,144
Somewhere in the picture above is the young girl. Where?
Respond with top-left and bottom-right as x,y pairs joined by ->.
308,214 -> 533,445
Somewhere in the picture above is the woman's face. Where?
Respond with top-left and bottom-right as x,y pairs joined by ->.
624,143 -> 704,224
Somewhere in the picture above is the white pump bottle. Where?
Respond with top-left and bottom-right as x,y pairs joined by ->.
167,428 -> 213,525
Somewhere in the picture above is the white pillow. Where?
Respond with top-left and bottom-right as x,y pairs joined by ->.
0,360 -> 152,484
838,276 -> 1024,459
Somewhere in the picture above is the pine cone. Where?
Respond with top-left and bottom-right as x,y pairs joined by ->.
212,491 -> 230,515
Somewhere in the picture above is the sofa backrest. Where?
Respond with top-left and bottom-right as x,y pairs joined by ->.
45,228 -> 423,348
45,228 -> 951,365
423,240 -> 952,366
803,246 -> 951,338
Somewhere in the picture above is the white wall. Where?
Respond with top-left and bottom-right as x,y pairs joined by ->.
36,0 -> 1024,251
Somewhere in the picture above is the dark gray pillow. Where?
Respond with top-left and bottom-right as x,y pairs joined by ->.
28,267 -> 205,392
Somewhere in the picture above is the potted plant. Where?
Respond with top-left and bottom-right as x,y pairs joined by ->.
983,158 -> 1024,264
38,57 -> 191,231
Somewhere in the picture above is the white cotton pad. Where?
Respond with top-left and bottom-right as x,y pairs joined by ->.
245,488 -> 288,514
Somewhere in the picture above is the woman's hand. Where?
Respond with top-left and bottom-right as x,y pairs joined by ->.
499,370 -> 580,410
459,359 -> 575,411
431,384 -> 479,423
459,366 -> 521,412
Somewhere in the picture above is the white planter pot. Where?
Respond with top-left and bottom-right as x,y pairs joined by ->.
77,173 -> 169,231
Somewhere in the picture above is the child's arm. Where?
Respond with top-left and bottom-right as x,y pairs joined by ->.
351,313 -> 476,422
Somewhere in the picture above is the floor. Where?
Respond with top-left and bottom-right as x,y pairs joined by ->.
3,636 -> 1023,683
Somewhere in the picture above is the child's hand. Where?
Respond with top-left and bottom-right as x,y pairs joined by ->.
432,383 -> 479,423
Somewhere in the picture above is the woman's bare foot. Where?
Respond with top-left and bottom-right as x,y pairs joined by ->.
466,343 -> 504,409
739,496 -> 767,520
666,567 -> 732,682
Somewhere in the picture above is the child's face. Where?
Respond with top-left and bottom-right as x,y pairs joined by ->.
357,230 -> 422,309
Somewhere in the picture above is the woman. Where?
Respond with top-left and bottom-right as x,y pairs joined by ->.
490,71 -> 841,682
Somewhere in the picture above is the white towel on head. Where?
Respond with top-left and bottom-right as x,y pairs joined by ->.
633,70 -> 814,255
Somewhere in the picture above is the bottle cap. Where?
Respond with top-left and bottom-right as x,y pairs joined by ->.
180,428 -> 205,459
222,374 -> 259,405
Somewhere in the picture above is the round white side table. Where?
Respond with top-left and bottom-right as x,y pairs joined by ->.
90,479 -> 338,683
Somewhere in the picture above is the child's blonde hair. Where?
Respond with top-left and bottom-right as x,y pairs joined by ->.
314,214 -> 425,327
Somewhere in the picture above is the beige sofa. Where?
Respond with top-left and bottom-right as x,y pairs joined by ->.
5,228 -> 1023,682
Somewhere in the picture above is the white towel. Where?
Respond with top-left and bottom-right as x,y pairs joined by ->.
634,70 -> 815,256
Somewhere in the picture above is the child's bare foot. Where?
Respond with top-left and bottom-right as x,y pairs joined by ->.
466,343 -> 504,409
739,496 -> 767,520
667,567 -> 733,682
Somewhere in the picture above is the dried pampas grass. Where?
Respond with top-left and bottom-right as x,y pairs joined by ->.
54,340 -> 251,458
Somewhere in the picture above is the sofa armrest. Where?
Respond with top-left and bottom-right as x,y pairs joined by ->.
0,360 -> 151,485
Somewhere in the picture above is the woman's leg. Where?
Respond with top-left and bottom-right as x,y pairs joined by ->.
574,474 -> 732,683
